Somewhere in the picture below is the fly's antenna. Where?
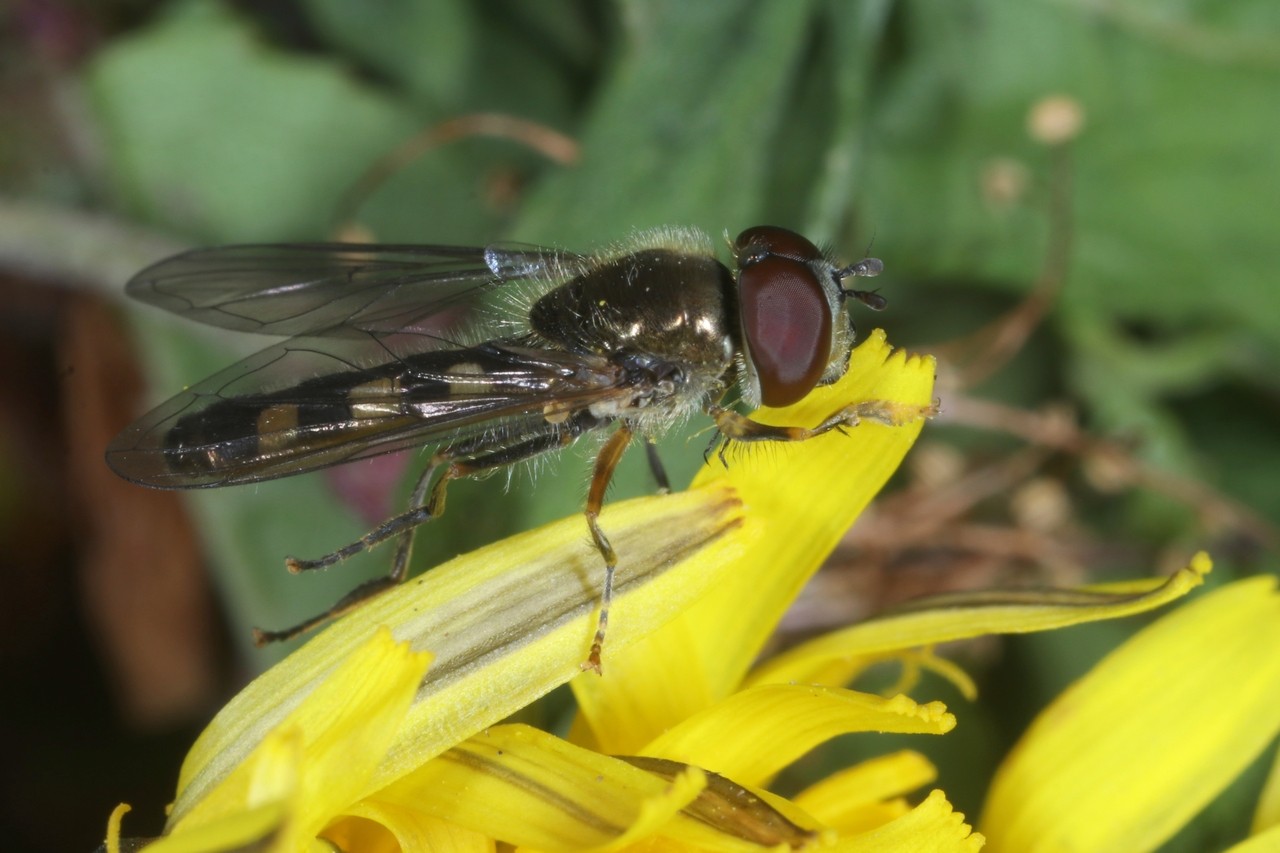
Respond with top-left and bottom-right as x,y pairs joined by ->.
837,256 -> 887,311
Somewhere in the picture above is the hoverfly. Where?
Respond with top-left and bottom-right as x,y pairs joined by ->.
106,225 -> 886,671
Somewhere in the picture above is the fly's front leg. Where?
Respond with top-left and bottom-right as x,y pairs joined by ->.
253,422 -> 585,646
643,438 -> 671,494
583,424 -> 634,674
706,399 -> 939,463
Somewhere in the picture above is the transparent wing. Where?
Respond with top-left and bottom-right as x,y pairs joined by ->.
125,242 -> 583,336
105,330 -> 626,488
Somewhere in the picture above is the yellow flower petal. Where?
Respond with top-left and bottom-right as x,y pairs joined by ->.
688,333 -> 936,694
606,763 -> 715,851
326,805 -> 489,853
171,628 -> 430,841
366,723 -> 703,851
1255,742 -> 1280,835
793,750 -> 937,830
641,683 -> 955,788
824,802 -> 914,839
173,488 -> 742,812
982,577 -> 1280,852
618,755 -> 825,849
366,723 -> 832,851
833,790 -> 984,852
138,727 -> 300,851
137,801 -> 292,853
750,552 -> 1212,687
1230,824 -> 1280,853
574,332 -> 938,753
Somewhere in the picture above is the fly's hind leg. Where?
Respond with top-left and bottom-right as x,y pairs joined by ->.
253,421 -> 588,646
252,461 -> 454,645
284,461 -> 441,578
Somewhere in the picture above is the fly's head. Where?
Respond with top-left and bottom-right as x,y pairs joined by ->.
731,226 -> 885,409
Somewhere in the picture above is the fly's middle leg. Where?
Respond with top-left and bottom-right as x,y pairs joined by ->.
582,424 -> 634,674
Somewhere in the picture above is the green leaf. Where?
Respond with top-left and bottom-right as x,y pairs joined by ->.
301,0 -> 589,123
302,0 -> 478,107
865,0 -> 1280,466
86,0 -> 418,241
513,0 -> 827,245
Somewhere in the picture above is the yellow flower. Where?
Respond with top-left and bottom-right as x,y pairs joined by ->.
107,331 -> 959,851
982,573 -> 1280,852
102,332 -> 1240,852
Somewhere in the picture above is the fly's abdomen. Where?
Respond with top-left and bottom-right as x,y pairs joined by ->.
105,345 -> 566,489
170,390 -> 397,480
107,367 -> 417,488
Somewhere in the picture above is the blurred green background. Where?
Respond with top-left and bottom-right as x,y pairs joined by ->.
1,1 -> 1276,850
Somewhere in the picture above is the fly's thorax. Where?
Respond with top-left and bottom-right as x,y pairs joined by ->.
528,243 -> 737,375
522,229 -> 740,432
584,350 -> 727,433
529,243 -> 739,432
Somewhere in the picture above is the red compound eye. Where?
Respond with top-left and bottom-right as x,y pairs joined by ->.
735,225 -> 822,265
735,227 -> 832,408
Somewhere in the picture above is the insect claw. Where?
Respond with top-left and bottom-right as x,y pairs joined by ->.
581,648 -> 604,675
717,439 -> 732,468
